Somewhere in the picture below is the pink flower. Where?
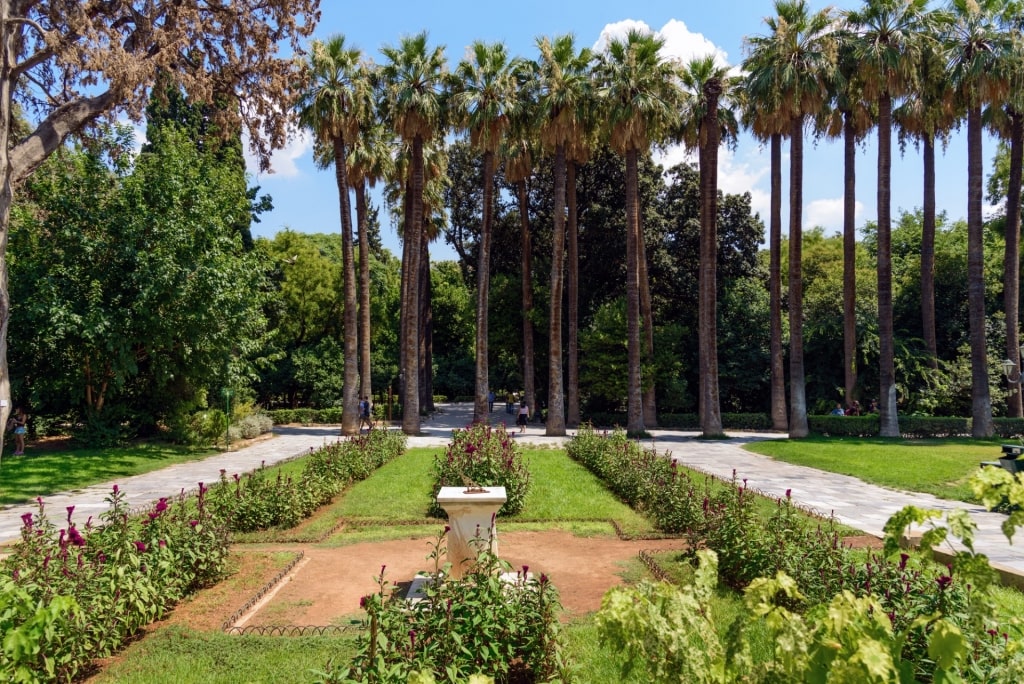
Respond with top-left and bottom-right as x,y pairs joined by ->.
134,541 -> 147,553
66,506 -> 75,524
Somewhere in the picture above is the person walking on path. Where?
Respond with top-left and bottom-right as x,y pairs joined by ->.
9,407 -> 27,455
359,396 -> 374,431
517,400 -> 529,433
488,390 -> 495,412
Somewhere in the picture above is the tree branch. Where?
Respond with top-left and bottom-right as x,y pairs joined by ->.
9,89 -> 117,182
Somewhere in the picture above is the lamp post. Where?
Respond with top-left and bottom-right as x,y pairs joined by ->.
222,387 -> 234,449
1001,344 -> 1024,384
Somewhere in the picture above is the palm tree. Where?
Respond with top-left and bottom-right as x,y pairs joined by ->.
451,41 -> 517,424
295,35 -> 365,437
378,32 -> 447,435
740,55 -> 788,432
502,65 -> 540,424
596,29 -> 683,436
847,0 -> 932,438
678,55 -> 740,437
941,0 -> 1013,437
895,35 -> 956,375
820,28 -> 874,409
534,34 -> 594,436
745,0 -> 837,438
347,67 -> 395,403
984,19 -> 1024,417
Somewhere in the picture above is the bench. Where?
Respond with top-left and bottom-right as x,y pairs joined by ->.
981,445 -> 1024,474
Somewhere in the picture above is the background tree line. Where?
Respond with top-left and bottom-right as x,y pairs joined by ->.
4,0 -> 1024,447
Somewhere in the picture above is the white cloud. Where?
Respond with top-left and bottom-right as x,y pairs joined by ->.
653,144 -> 771,218
594,19 -> 732,69
245,128 -> 313,179
806,197 -> 862,233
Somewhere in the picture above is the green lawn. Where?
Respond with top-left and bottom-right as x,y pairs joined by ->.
336,446 -> 653,533
743,436 -> 1008,502
0,443 -> 218,506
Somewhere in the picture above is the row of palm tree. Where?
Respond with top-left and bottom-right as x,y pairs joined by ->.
295,0 -> 1024,440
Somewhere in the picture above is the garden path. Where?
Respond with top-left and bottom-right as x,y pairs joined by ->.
2,405 -> 1023,583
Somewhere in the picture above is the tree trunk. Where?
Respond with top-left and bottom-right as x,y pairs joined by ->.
769,133 -> 787,431
699,78 -> 722,437
877,93 -> 899,437
419,232 -> 434,413
546,143 -> 567,436
788,118 -> 808,438
401,136 -> 424,434
357,181 -> 373,402
625,147 -> 644,435
334,137 -> 359,436
473,150 -> 496,423
1005,110 -> 1023,417
566,161 -> 580,428
967,105 -> 994,437
518,179 -> 536,425
639,217 -> 657,428
921,133 -> 938,370
842,112 -> 857,409
0,0 -> 13,462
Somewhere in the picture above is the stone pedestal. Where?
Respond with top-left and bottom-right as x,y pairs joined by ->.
436,486 -> 507,579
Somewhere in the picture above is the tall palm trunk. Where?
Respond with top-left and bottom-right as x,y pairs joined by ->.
967,104 -> 994,437
546,143 -> 567,435
699,79 -> 722,437
357,181 -> 373,400
419,232 -> 434,413
769,133 -> 787,431
518,179 -> 536,423
625,147 -> 644,434
842,113 -> 857,408
401,136 -> 424,434
334,138 -> 359,436
639,221 -> 657,427
473,150 -> 496,423
788,118 -> 808,438
1004,110 -> 1023,417
398,178 -> 412,412
566,161 -> 580,427
877,93 -> 899,437
921,133 -> 938,369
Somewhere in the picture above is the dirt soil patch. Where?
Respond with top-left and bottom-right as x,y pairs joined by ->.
240,530 -> 685,626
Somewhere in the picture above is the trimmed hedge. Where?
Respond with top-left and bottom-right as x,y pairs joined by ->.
210,427 -> 407,532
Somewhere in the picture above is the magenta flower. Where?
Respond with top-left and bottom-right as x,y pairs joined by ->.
112,484 -> 119,494
134,541 -> 147,553
936,575 -> 953,591
66,505 -> 75,524
785,489 -> 792,499
20,512 -> 32,528
67,526 -> 85,547
190,520 -> 199,528
158,540 -> 166,548
154,498 -> 168,513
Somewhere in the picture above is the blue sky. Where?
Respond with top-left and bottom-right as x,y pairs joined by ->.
247,0 -> 996,260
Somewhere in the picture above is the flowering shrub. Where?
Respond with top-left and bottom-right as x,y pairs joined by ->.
210,427 -> 407,532
0,483 -> 228,682
569,425 -> 1010,677
429,423 -> 530,517
319,529 -> 564,683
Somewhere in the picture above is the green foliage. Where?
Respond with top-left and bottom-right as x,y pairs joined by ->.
429,423 -> 531,517
320,530 -> 564,683
9,124 -> 270,434
210,428 -> 407,532
597,550 -> 724,683
0,483 -> 229,682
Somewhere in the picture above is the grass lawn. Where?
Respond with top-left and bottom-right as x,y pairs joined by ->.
0,443 -> 218,506
743,436 -> 1008,502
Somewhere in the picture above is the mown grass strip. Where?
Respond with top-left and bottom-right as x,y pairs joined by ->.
744,436 -> 1006,503
0,443 -> 218,506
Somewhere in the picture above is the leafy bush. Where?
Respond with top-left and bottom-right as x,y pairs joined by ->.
0,484 -> 229,682
320,530 -> 565,683
210,428 -> 407,532
236,413 -> 273,439
429,423 -> 531,517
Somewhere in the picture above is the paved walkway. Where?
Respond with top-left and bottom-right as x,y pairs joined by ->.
2,403 -> 1022,578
